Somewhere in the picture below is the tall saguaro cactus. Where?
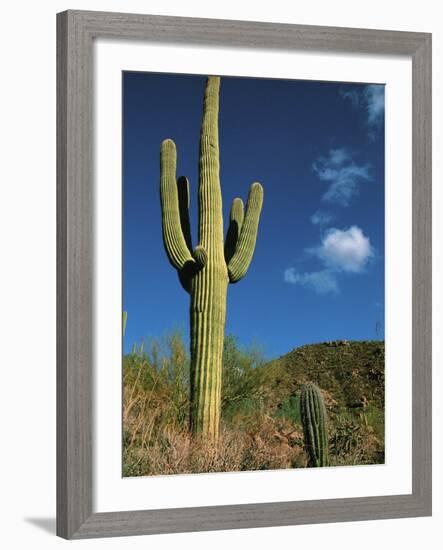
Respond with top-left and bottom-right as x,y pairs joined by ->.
300,383 -> 329,467
159,76 -> 264,441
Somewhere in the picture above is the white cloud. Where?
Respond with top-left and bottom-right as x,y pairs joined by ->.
328,148 -> 349,165
340,84 -> 385,132
284,226 -> 374,294
312,226 -> 374,273
365,85 -> 384,125
284,268 -> 339,294
310,210 -> 334,226
312,148 -> 371,206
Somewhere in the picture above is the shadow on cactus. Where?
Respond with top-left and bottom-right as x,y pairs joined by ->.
159,76 -> 264,442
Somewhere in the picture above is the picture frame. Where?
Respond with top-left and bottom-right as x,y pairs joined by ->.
56,9 -> 432,539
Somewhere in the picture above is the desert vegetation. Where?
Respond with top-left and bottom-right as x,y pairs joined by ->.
123,75 -> 384,477
123,331 -> 384,476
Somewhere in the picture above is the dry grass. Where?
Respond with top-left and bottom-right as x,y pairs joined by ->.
123,332 -> 384,477
123,418 -> 307,477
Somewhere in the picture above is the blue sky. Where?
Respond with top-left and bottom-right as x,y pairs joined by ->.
123,72 -> 385,358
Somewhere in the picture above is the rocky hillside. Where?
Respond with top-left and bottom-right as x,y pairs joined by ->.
262,340 -> 384,414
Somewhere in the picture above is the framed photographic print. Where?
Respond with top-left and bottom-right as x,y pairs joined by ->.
57,10 -> 432,539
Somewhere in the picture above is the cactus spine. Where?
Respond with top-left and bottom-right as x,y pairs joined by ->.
300,383 -> 329,467
159,76 -> 264,441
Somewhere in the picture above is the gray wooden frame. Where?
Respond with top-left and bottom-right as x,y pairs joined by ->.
57,9 -> 432,540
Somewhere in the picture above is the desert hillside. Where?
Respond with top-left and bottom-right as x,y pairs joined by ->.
123,335 -> 385,476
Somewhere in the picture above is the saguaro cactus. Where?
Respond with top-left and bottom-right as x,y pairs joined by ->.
122,311 -> 128,337
300,383 -> 329,467
159,76 -> 264,441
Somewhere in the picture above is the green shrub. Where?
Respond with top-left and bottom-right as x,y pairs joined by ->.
276,393 -> 302,425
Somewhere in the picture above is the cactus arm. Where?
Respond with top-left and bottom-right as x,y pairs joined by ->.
193,244 -> 208,268
227,182 -> 264,283
178,245 -> 208,294
177,176 -> 193,253
224,197 -> 244,263
160,139 -> 196,270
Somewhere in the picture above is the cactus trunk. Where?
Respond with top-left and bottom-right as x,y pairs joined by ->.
190,279 -> 227,439
159,76 -> 263,442
190,78 -> 228,438
300,383 -> 329,467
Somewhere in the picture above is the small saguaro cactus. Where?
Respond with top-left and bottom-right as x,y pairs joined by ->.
122,311 -> 128,337
159,76 -> 264,442
300,382 -> 329,467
